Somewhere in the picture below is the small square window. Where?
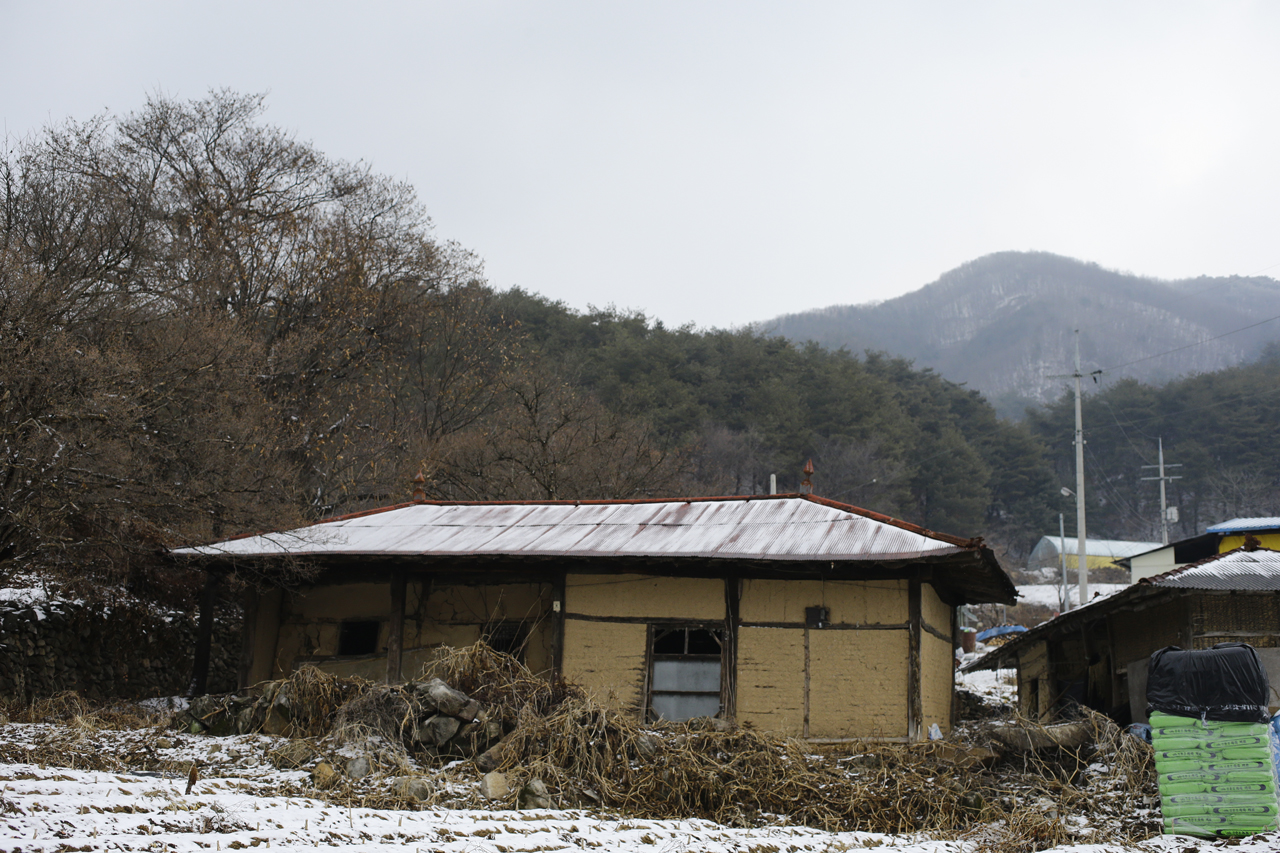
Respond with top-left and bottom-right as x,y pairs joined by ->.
338,620 -> 380,656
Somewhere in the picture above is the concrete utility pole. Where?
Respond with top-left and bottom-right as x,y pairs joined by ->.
1072,333 -> 1089,606
1051,331 -> 1101,608
1059,513 -> 1069,612
1141,438 -> 1182,545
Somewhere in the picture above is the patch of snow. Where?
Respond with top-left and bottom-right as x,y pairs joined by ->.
1016,583 -> 1128,610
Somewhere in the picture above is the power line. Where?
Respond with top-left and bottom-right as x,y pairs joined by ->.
1095,312 -> 1280,373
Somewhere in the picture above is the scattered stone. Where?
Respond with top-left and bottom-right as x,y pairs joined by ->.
155,737 -> 173,750
310,762 -> 339,789
417,678 -> 473,718
262,707 -> 291,737
474,739 -> 508,773
390,775 -> 433,802
518,778 -> 551,810
414,714 -> 461,747
634,734 -> 660,758
344,754 -> 372,780
479,771 -> 509,800
206,744 -> 222,756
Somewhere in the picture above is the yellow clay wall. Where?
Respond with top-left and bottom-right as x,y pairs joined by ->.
809,628 -> 909,739
736,627 -> 807,734
566,574 -> 724,620
561,620 -> 648,711
739,578 -> 907,625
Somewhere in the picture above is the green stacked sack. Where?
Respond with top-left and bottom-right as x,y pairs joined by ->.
1150,710 -> 1280,837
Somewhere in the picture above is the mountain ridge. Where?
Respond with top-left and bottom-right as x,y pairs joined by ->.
760,251 -> 1280,417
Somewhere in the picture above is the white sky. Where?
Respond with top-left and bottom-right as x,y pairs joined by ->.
4,1 -> 1279,328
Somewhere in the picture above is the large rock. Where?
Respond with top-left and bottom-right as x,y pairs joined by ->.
416,678 -> 478,719
518,778 -> 551,810
344,755 -> 372,780
414,714 -> 461,747
391,776 -> 433,802
479,771 -> 509,800
311,762 -> 339,789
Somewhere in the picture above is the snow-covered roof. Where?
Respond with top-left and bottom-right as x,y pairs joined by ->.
1030,536 -> 1161,560
174,494 -> 976,563
1142,546 -> 1280,591
1206,517 -> 1280,534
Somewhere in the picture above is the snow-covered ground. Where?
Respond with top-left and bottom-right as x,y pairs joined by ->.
955,663 -> 1017,706
1,720 -> 1277,853
1016,583 -> 1129,610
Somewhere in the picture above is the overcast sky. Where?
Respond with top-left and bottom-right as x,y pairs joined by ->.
4,2 -> 1278,328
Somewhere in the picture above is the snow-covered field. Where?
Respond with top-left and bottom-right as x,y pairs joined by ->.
1,719 -> 1277,853
1015,584 -> 1129,611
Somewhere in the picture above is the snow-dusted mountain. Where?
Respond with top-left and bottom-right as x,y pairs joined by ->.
762,252 -> 1280,417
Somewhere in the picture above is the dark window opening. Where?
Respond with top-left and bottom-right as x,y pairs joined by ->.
338,620 -> 380,656
650,627 -> 723,722
482,621 -> 528,661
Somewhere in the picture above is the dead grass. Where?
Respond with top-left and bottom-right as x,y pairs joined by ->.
0,645 -> 1161,852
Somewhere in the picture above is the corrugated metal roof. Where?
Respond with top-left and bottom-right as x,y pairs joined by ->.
1143,547 -> 1280,591
173,494 -> 973,562
1206,517 -> 1280,534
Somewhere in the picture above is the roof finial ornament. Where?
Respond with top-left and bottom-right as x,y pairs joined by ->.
1243,532 -> 1262,551
411,470 -> 427,503
800,459 -> 815,495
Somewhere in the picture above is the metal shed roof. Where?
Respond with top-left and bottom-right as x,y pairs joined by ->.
1206,518 -> 1280,534
175,493 -> 975,562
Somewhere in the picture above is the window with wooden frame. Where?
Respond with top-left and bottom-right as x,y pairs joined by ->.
482,621 -> 528,662
649,626 -> 723,721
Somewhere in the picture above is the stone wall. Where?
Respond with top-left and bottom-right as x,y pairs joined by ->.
0,593 -> 241,701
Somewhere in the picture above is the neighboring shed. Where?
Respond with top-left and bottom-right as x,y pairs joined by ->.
173,493 -> 1015,742
1027,536 -> 1160,576
964,543 -> 1280,726
1122,519 -> 1280,583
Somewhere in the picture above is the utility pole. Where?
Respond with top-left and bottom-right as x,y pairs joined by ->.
1141,438 -> 1182,545
1051,331 -> 1101,607
1059,513 -> 1068,612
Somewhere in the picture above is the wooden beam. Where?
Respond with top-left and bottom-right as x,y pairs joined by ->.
189,572 -> 219,696
552,570 -> 567,681
908,578 -> 922,742
723,575 -> 740,720
237,587 -> 260,691
802,624 -> 812,739
386,570 -> 406,683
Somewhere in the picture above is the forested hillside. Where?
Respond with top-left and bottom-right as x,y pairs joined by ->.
7,91 -> 1275,605
764,252 -> 1280,418
1027,348 -> 1280,543
0,92 -> 1056,604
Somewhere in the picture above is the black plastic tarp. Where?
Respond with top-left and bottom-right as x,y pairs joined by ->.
1146,643 -> 1271,723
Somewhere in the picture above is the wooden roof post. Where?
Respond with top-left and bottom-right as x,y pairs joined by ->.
387,570 -> 406,683
189,572 -> 219,696
908,577 -> 922,741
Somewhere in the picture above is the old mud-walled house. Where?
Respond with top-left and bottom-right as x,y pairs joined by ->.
964,542 -> 1280,726
175,493 -> 1015,742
